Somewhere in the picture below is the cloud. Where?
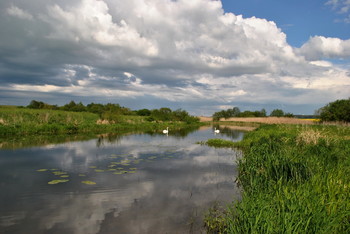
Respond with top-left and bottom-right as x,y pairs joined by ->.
6,5 -> 34,20
326,0 -> 350,23
297,36 -> 350,60
0,0 -> 349,115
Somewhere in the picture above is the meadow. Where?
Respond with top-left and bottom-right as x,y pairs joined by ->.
0,106 -> 203,137
205,124 -> 350,233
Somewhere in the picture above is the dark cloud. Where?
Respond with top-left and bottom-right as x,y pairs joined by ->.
0,0 -> 349,115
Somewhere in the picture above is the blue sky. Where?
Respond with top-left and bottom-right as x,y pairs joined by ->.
0,0 -> 349,115
222,0 -> 350,47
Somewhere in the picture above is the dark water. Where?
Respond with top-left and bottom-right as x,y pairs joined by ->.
0,126 -> 244,234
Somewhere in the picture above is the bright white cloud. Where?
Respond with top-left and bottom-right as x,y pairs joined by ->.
298,36 -> 350,60
1,0 -> 350,115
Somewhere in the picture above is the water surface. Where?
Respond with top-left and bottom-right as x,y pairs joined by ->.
0,126 -> 243,233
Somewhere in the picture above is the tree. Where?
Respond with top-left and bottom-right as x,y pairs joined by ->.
317,98 -> 350,122
136,109 -> 151,116
270,109 -> 284,117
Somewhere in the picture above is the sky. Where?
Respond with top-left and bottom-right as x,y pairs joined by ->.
0,0 -> 349,116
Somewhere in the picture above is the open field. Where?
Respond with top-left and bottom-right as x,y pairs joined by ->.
205,124 -> 350,233
199,116 -> 319,124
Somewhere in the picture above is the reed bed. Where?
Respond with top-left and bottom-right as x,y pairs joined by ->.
205,124 -> 350,233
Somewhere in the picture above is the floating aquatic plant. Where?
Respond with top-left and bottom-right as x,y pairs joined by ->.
129,168 -> 137,170
89,166 -> 97,168
36,169 -> 48,172
53,171 -> 67,176
60,175 -> 69,178
81,180 -> 96,185
48,179 -> 69,185
148,156 -> 157,160
78,174 -> 86,177
94,169 -> 105,172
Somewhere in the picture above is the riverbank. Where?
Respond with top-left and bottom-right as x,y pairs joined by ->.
198,116 -> 319,125
0,106 -> 204,137
205,124 -> 350,233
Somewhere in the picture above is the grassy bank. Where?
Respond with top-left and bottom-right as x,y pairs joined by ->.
205,124 -> 350,233
0,106 -> 203,137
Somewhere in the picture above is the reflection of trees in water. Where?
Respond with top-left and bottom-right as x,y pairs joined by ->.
213,125 -> 243,140
2,125 -> 202,149
0,134 -> 97,149
96,125 -> 201,146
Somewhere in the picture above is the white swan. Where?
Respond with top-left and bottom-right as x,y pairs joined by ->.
214,127 -> 220,134
163,127 -> 169,134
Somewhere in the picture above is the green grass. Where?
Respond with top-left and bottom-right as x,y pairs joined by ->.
0,106 -> 204,138
205,124 -> 350,233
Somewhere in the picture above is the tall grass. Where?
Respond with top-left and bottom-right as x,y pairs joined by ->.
0,106 -> 204,137
205,124 -> 350,233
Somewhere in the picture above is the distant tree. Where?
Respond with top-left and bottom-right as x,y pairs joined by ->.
284,112 -> 294,118
136,109 -> 151,116
27,100 -> 45,109
27,100 -> 57,110
270,109 -> 284,117
317,98 -> 350,122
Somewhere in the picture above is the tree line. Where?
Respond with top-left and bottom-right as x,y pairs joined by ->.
212,107 -> 294,121
26,100 -> 199,123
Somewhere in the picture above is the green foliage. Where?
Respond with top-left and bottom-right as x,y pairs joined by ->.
136,108 -> 151,116
212,107 -> 267,121
205,124 -> 350,233
317,98 -> 350,122
146,108 -> 199,123
270,108 -> 284,117
206,139 -> 235,148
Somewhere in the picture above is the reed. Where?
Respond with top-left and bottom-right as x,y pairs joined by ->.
205,124 -> 350,233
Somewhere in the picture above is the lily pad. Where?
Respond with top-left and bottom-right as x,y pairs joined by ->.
129,168 -> 137,170
60,175 -> 69,178
148,156 -> 157,160
48,179 -> 69,185
78,174 -> 86,177
94,169 -> 105,172
36,169 -> 48,172
81,180 -> 96,185
53,171 -> 67,176
89,166 -> 97,168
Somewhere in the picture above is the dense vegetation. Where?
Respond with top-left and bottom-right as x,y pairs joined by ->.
26,100 -> 199,123
0,104 -> 200,137
317,98 -> 350,122
205,124 -> 350,233
212,107 -> 294,121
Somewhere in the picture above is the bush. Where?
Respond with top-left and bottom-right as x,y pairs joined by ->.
317,98 -> 350,122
